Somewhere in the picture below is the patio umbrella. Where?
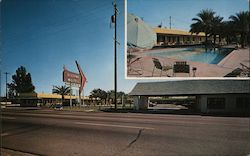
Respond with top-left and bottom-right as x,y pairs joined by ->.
127,13 -> 157,49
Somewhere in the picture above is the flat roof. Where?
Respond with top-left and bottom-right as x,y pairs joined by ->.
129,80 -> 250,96
19,93 -> 88,100
154,27 -> 205,36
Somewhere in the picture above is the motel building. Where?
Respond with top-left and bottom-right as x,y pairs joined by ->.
153,27 -> 224,46
16,93 -> 89,107
129,80 -> 250,115
154,27 -> 207,46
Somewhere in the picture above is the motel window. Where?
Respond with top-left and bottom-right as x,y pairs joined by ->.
187,37 -> 190,41
207,98 -> 225,109
193,37 -> 195,41
236,97 -> 249,109
173,37 -> 176,42
160,35 -> 164,42
199,37 -> 202,41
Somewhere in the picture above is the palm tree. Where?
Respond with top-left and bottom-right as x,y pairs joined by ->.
211,16 -> 223,45
229,11 -> 249,48
190,9 -> 215,44
220,21 -> 236,45
106,90 -> 126,106
52,85 -> 71,104
90,88 -> 107,105
100,90 -> 107,105
117,91 -> 125,101
106,90 -> 115,105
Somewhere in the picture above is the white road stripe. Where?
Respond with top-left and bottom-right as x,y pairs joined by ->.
74,122 -> 154,130
1,133 -> 9,136
2,116 -> 16,120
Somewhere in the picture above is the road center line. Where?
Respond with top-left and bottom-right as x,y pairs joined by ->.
74,122 -> 154,130
1,133 -> 10,136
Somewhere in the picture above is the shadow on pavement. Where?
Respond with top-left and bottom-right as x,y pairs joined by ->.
102,108 -> 250,118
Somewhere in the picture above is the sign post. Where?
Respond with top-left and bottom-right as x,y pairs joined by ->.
75,61 -> 87,108
63,62 -> 86,108
69,81 -> 72,109
63,66 -> 81,108
79,87 -> 81,107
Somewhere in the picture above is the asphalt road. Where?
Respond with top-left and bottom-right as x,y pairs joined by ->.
1,109 -> 250,156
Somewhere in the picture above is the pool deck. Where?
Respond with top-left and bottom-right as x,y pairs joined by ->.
127,47 -> 250,78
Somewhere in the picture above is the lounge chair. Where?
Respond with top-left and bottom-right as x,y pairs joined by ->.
173,61 -> 190,77
224,68 -> 243,77
152,58 -> 172,77
240,63 -> 250,77
127,54 -> 143,75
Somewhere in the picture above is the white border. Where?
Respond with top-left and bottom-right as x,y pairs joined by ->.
124,0 -> 128,79
124,0 -> 249,80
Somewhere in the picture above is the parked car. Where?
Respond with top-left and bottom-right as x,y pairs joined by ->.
54,104 -> 63,110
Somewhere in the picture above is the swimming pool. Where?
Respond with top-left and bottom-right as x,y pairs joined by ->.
147,47 -> 234,64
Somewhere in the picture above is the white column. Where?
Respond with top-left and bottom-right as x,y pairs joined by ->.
133,96 -> 139,110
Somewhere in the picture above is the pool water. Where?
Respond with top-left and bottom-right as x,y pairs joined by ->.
147,48 -> 234,64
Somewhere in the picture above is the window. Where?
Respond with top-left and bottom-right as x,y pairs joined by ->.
173,37 -> 176,42
157,35 -> 164,42
236,97 -> 249,109
207,98 -> 225,109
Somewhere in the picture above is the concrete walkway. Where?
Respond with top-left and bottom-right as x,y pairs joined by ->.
127,47 -> 250,78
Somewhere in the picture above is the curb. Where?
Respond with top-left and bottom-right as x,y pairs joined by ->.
1,148 -> 38,156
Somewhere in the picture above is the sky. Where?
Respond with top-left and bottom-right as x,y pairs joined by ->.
128,0 -> 249,31
1,0 -> 134,96
1,0 -> 249,96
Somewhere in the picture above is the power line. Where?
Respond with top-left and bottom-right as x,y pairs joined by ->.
172,17 -> 192,25
4,1 -> 111,43
4,10 -> 111,48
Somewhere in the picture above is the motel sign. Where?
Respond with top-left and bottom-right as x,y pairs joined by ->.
63,67 -> 81,84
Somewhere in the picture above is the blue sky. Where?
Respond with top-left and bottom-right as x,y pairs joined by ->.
1,0 -> 249,96
1,0 -> 133,96
128,0 -> 249,31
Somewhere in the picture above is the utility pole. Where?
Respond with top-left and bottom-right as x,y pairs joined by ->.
169,16 -> 172,29
4,72 -> 10,104
0,71 -> 1,101
112,0 -> 118,110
